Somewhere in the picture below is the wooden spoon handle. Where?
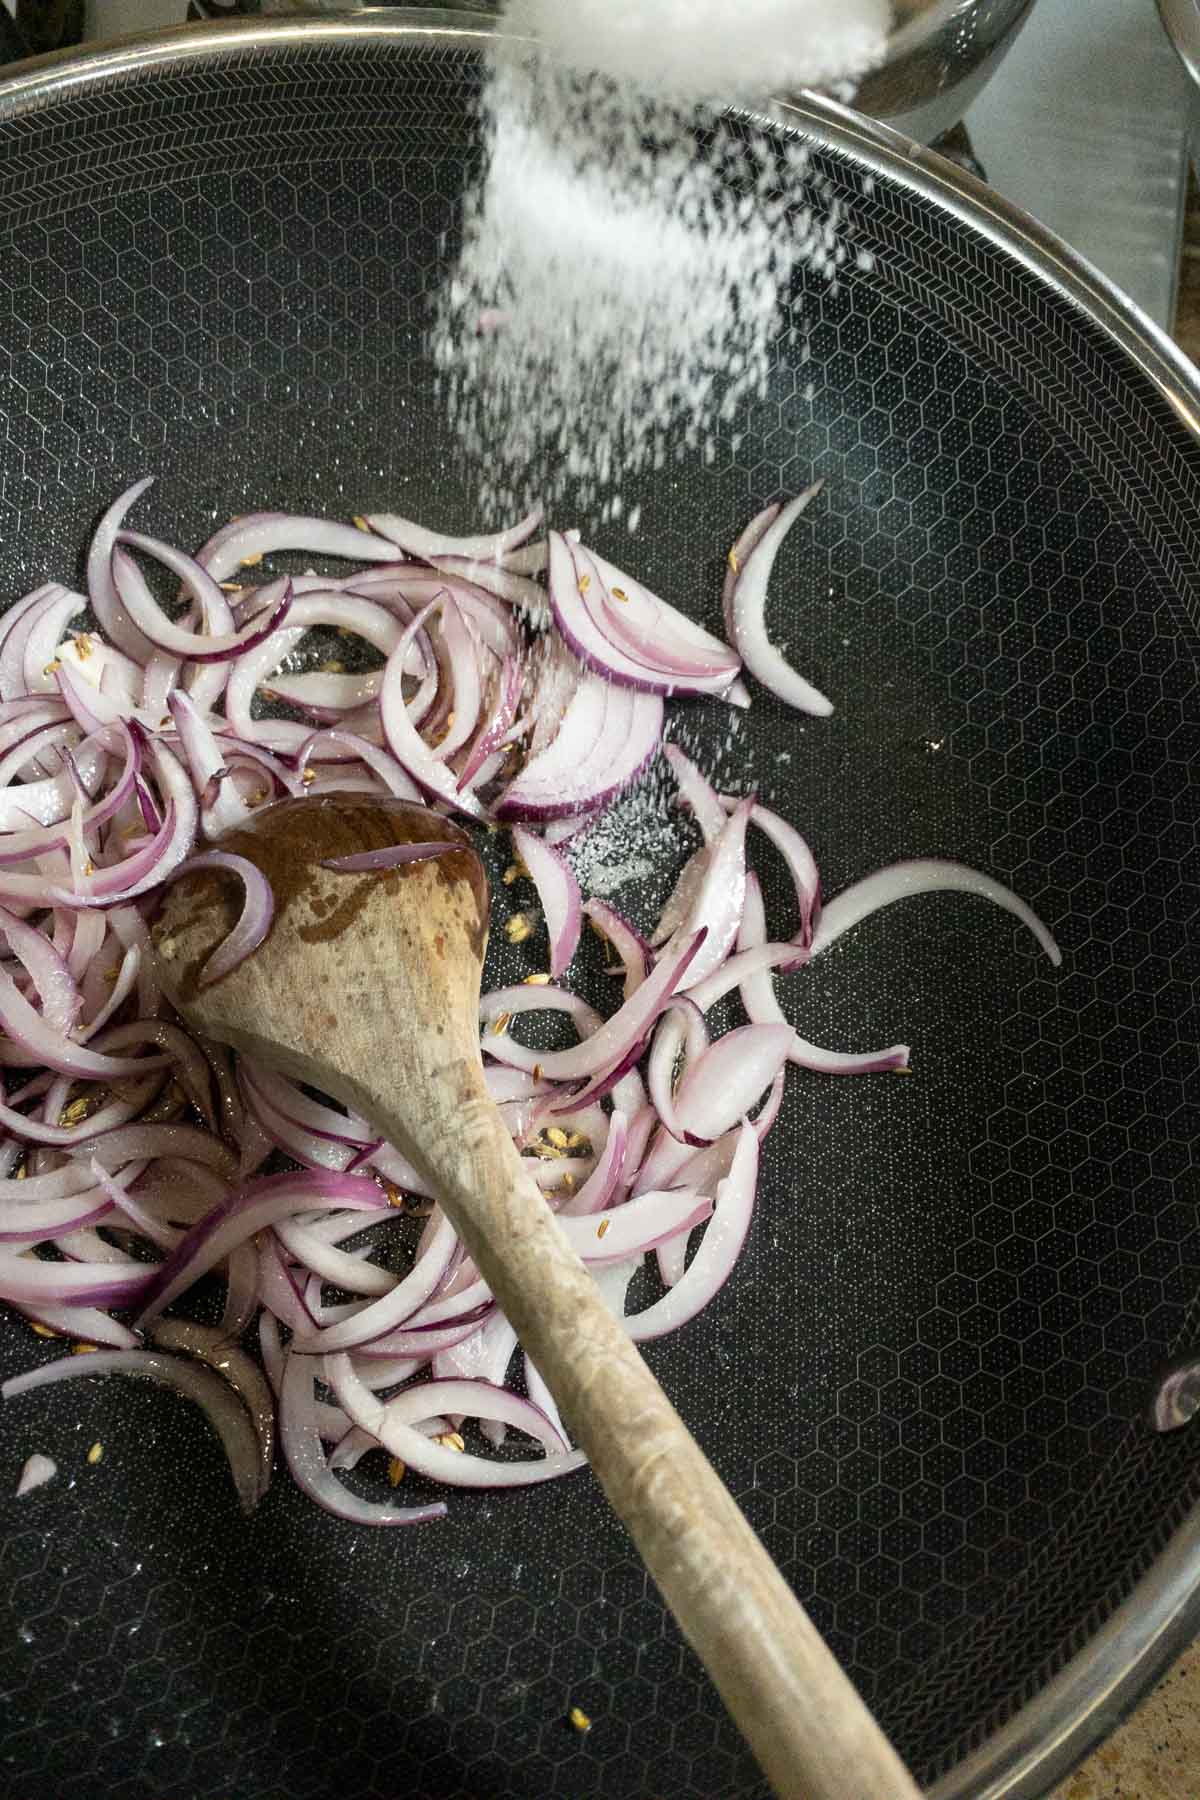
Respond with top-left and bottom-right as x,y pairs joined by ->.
362,1059 -> 922,1800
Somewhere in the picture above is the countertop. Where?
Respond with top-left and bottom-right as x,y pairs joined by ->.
1041,169 -> 1200,1800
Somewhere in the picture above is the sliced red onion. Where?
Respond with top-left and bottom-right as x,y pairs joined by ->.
650,842 -> 711,950
113,540 -> 293,662
0,1190 -> 114,1244
557,1187 -> 712,1261
547,535 -> 737,696
324,1356 -> 585,1489
134,1172 -> 390,1327
377,599 -> 485,819
736,798 -> 823,957
456,652 -> 524,790
738,873 -> 909,1073
289,1207 -> 459,1355
0,906 -> 79,1034
0,585 -> 61,698
274,1221 -> 395,1297
23,587 -> 88,697
810,858 -> 1063,967
542,813 -> 595,847
224,591 -> 403,752
663,744 -> 727,843
500,538 -> 549,575
667,1023 -> 792,1148
293,730 -> 421,803
159,851 -> 274,988
585,543 -> 740,681
635,1022 -> 792,1192
510,826 -> 581,978
723,503 -> 780,639
496,673 -> 663,823
3,1347 -> 266,1511
0,965 -> 167,1080
10,1300 -> 139,1349
659,797 -> 751,989
86,477 -> 161,665
558,1110 -> 628,1217
38,741 -> 198,911
583,899 -> 651,998
629,1122 -> 757,1341
149,1317 -> 275,1502
195,512 -> 402,583
364,503 -> 543,564
484,931 -> 702,1083
16,1451 -> 56,1496
728,483 -> 833,716
319,842 -> 454,875
429,555 -> 548,621
431,1308 -> 516,1387
281,1349 -> 442,1526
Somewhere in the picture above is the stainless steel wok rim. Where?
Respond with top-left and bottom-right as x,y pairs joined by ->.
0,15 -> 1197,1798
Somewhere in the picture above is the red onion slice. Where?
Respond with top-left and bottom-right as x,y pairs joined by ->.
378,599 -> 485,820
510,826 -> 582,978
364,503 -> 544,564
3,1346 -> 264,1511
0,906 -> 79,1034
811,858 -> 1063,967
722,504 -> 780,639
113,546 -> 293,663
319,842 -> 454,875
278,1349 -> 446,1526
456,652 -> 524,791
86,478 -> 160,665
659,796 -> 751,989
11,1300 -> 139,1349
547,535 -> 737,696
496,673 -> 663,823
663,744 -> 727,843
288,1208 -> 459,1355
585,544 -> 740,680
628,1122 -> 758,1342
583,899 -> 651,998
558,1187 -> 713,1260
293,731 -> 421,803
728,483 -> 834,717
738,873 -> 910,1074
149,1317 -> 275,1502
428,555 -> 548,622
483,931 -> 703,1083
195,512 -> 402,583
134,1172 -> 391,1327
324,1355 -> 586,1489
160,851 -> 274,988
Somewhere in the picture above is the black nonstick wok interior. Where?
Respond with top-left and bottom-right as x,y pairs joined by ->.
0,20 -> 1199,1800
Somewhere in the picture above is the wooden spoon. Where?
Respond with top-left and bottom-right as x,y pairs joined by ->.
152,793 -> 922,1800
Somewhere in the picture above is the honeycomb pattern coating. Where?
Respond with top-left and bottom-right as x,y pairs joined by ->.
0,35 -> 1197,1800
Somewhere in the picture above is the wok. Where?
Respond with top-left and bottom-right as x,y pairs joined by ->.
0,16 -> 1199,1799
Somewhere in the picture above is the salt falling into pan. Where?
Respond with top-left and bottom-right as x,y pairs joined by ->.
433,3 -> 889,516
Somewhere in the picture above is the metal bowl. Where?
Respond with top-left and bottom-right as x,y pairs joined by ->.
0,15 -> 1198,1800
181,0 -> 1040,143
